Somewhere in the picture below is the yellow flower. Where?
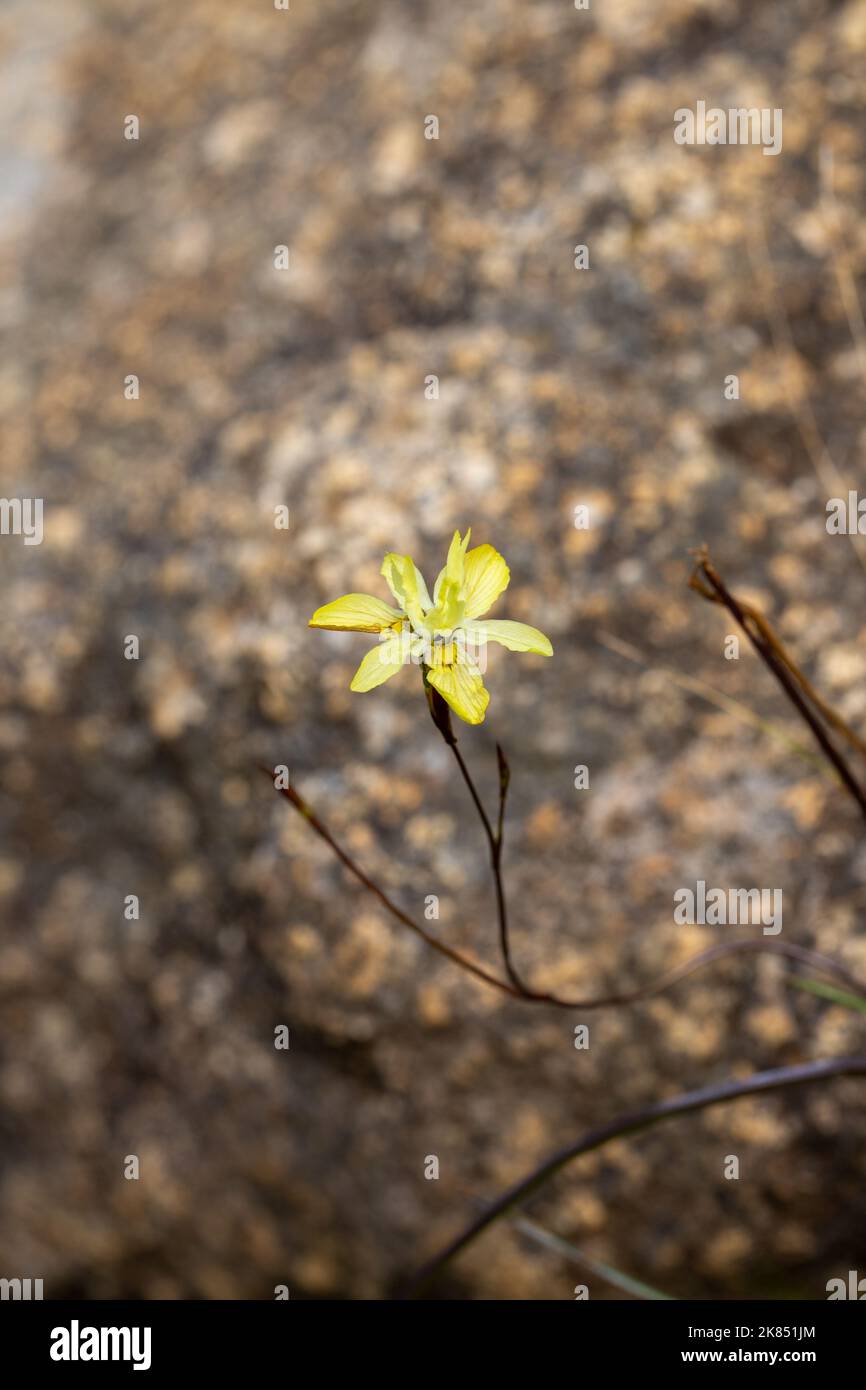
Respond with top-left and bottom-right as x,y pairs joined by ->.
308,529 -> 553,724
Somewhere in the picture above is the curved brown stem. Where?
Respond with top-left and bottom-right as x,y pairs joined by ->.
447,736 -> 522,990
421,675 -> 866,1008
262,768 -> 866,1008
403,1054 -> 866,1297
260,768 -> 517,997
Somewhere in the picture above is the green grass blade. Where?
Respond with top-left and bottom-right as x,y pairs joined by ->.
788,976 -> 866,1015
513,1216 -> 675,1300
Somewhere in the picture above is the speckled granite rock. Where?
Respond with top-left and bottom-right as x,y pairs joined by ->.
2,0 -> 866,1299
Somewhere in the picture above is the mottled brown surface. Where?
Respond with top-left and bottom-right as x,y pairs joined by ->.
2,0 -> 866,1299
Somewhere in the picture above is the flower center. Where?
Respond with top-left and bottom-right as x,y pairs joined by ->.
432,639 -> 457,666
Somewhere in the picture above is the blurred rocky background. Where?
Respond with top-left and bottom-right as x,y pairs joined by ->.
2,0 -> 866,1299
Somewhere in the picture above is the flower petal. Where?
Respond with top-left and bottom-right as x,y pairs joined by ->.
426,657 -> 489,725
462,544 -> 510,619
463,618 -> 553,656
380,554 -> 431,628
425,576 -> 465,633
309,593 -> 404,632
432,528 -> 471,604
349,634 -> 407,692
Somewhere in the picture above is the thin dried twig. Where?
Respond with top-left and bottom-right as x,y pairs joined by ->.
689,548 -> 866,820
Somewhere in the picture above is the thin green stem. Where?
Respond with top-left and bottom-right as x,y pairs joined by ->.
789,976 -> 866,1016
512,1216 -> 675,1301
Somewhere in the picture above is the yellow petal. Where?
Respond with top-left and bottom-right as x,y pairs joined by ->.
309,593 -> 403,632
462,544 -> 510,619
463,618 -> 553,656
349,634 -> 407,692
425,576 -> 465,633
426,657 -> 489,725
432,528 -> 471,604
380,554 -> 430,627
